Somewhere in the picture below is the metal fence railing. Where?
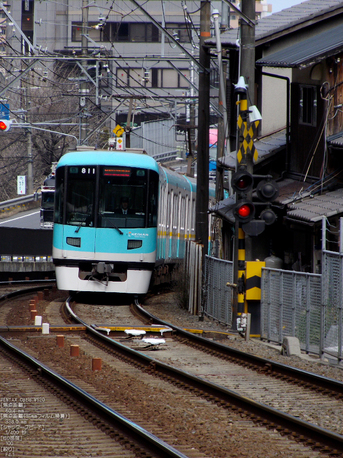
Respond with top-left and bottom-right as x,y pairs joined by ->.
203,255 -> 233,325
261,268 -> 322,354
187,238 -> 343,362
184,240 -> 203,315
322,250 -> 343,360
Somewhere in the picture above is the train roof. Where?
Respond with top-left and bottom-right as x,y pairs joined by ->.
56,150 -> 159,173
159,165 -> 196,192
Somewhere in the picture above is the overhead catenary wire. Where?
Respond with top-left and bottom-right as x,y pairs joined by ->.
0,0 -> 222,192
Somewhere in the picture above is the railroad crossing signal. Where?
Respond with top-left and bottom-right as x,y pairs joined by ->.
0,119 -> 12,132
256,178 -> 279,226
231,170 -> 254,194
237,115 -> 259,165
230,170 -> 279,235
256,179 -> 279,202
234,77 -> 260,166
234,201 -> 255,224
231,169 -> 255,225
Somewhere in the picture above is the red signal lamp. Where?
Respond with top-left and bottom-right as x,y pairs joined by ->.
231,170 -> 254,194
234,201 -> 255,223
237,204 -> 251,218
0,120 -> 12,132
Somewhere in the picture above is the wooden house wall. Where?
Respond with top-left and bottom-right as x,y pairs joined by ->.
290,82 -> 326,178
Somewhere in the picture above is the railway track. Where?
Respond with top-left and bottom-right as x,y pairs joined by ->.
64,298 -> 343,456
0,287 -> 193,458
1,286 -> 343,457
0,337 -> 190,458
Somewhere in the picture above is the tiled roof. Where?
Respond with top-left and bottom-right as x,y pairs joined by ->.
218,129 -> 287,170
286,188 -> 343,222
327,131 -> 343,147
256,24 -> 343,68
206,0 -> 343,48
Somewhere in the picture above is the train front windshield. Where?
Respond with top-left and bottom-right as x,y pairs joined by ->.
54,165 -> 159,228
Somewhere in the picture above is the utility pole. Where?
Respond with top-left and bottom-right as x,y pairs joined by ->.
212,8 -> 229,202
240,0 -> 255,107
239,0 -> 256,263
26,86 -> 33,195
80,0 -> 88,145
231,0 -> 256,328
196,0 -> 210,255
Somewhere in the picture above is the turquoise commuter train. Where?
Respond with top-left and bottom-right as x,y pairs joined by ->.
52,149 -> 214,295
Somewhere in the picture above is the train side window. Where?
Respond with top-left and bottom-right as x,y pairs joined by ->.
166,191 -> 171,232
147,170 -> 159,227
180,195 -> 185,231
173,193 -> 178,231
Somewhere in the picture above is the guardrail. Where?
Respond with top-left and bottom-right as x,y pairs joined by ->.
0,193 -> 40,212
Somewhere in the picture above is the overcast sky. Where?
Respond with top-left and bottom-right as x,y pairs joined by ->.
270,0 -> 302,13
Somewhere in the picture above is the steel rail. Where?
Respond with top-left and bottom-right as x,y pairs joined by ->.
133,301 -> 343,396
0,282 -> 54,300
0,335 -> 189,458
65,298 -> 343,454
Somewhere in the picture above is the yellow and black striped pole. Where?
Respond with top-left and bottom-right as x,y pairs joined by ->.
234,82 -> 249,323
237,227 -> 246,314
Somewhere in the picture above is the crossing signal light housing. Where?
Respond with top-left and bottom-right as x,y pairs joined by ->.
231,169 -> 254,194
260,207 -> 277,225
0,119 -> 12,132
256,179 -> 279,202
234,200 -> 255,223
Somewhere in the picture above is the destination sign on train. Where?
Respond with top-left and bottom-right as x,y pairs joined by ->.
103,168 -> 131,177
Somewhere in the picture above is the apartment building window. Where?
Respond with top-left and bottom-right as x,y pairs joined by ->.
116,67 -> 189,89
299,85 -> 317,126
72,22 -> 159,43
113,22 -> 159,42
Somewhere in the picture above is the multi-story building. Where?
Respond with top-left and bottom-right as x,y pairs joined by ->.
2,1 -> 271,112
223,0 -> 272,28
0,3 -> 7,56
1,1 -> 226,156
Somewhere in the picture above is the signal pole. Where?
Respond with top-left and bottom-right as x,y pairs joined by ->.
231,0 -> 256,327
240,0 -> 256,263
196,1 -> 210,255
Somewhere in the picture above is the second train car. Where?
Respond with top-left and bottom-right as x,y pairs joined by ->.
52,149 -> 213,294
